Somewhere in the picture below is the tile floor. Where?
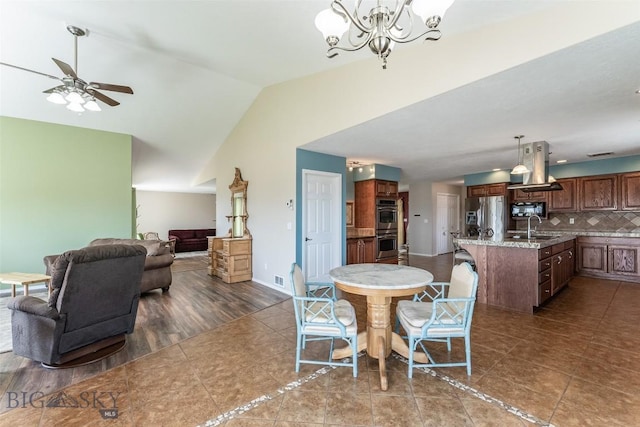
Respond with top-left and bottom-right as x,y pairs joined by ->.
1,258 -> 639,426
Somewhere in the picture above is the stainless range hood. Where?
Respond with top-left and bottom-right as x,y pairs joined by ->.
507,141 -> 563,192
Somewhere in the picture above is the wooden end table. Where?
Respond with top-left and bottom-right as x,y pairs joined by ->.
0,272 -> 52,298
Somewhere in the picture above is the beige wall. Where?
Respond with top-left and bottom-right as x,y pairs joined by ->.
196,3 -> 638,291
136,191 -> 216,240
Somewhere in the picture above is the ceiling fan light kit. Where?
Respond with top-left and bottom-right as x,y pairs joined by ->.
315,0 -> 455,69
0,24 -> 132,113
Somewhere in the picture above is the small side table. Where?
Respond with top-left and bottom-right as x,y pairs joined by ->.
0,272 -> 52,298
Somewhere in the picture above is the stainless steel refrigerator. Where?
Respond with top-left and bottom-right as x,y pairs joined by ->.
464,196 -> 507,240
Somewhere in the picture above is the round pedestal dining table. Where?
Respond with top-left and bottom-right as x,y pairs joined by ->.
329,263 -> 433,390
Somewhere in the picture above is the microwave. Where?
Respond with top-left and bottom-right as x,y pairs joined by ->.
510,201 -> 546,218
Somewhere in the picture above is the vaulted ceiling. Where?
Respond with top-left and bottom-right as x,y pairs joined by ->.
1,1 -> 639,193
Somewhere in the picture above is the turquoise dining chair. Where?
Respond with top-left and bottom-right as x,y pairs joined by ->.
395,262 -> 478,377
289,263 -> 358,376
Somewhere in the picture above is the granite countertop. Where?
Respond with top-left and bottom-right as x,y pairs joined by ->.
346,228 -> 376,239
457,230 -> 640,249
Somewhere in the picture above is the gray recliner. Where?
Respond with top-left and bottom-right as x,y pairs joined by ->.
8,244 -> 146,368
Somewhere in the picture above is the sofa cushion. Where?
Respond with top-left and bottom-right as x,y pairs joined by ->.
194,229 -> 216,239
90,238 -> 163,256
169,230 -> 195,240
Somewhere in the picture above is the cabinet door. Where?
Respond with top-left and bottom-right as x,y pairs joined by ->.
467,186 -> 487,197
577,241 -> 608,273
346,239 -> 358,265
579,174 -> 618,211
486,183 -> 507,196
376,180 -> 398,197
620,172 -> 640,211
511,189 -> 547,202
551,254 -> 563,294
549,178 -> 578,212
363,238 -> 376,263
608,246 -> 640,277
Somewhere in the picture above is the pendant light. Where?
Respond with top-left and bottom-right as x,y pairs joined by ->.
511,135 -> 529,175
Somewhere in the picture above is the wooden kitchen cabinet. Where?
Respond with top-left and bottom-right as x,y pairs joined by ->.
208,237 -> 252,283
548,178 -> 578,212
551,240 -> 574,295
467,183 -> 507,198
577,236 -> 640,281
346,237 -> 375,264
375,180 -> 398,198
578,174 -> 618,211
511,189 -> 548,202
620,172 -> 640,211
355,179 -> 398,228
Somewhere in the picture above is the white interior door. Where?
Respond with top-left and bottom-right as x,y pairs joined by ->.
302,170 -> 342,283
436,193 -> 460,254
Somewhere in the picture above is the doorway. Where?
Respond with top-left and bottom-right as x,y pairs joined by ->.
301,170 -> 342,282
436,193 -> 460,255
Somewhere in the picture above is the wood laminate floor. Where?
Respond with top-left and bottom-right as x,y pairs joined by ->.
1,253 -> 639,426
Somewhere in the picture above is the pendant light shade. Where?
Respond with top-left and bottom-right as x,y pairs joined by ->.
511,135 -> 530,175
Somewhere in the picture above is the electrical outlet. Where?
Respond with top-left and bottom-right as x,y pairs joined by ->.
569,218 -> 575,224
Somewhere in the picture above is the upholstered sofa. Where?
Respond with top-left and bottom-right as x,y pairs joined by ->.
168,229 -> 215,253
44,238 -> 173,294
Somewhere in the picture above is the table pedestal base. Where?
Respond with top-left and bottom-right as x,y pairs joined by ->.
332,293 -> 429,390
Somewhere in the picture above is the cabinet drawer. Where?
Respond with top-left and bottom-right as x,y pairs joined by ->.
538,280 -> 552,305
539,269 -> 551,284
552,243 -> 565,255
539,258 -> 552,272
539,247 -> 552,258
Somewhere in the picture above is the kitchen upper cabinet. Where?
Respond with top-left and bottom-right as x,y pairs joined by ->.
355,179 -> 398,228
548,178 -> 577,212
620,172 -> 640,211
375,180 -> 398,198
578,174 -> 618,211
510,189 -> 548,202
467,183 -> 507,198
577,236 -> 640,281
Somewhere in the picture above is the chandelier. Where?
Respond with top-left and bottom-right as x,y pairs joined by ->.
315,0 -> 455,69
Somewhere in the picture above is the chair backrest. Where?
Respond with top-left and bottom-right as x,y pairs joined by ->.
290,263 -> 307,298
49,245 -> 147,332
448,262 -> 477,299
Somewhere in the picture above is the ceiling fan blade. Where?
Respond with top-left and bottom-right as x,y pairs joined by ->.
43,85 -> 66,94
0,62 -> 62,81
89,82 -> 133,94
87,89 -> 120,107
52,58 -> 77,79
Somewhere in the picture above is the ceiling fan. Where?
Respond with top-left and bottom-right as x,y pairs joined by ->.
0,25 -> 133,111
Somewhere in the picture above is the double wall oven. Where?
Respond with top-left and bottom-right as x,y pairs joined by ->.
375,199 -> 398,260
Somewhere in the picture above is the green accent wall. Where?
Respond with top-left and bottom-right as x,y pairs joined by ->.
0,117 -> 133,273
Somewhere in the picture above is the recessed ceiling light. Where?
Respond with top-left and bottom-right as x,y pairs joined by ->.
556,159 -> 568,163
636,89 -> 640,94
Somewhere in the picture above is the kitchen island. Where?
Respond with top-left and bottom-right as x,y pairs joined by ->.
456,234 -> 576,313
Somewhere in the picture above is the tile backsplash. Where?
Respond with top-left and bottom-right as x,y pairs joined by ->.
515,211 -> 640,234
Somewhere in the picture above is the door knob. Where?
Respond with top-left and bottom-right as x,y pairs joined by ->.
305,237 -> 312,242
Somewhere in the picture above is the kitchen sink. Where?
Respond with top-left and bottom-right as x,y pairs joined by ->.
506,235 -> 560,241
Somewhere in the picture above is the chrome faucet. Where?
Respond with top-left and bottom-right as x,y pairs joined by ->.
527,215 -> 542,239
